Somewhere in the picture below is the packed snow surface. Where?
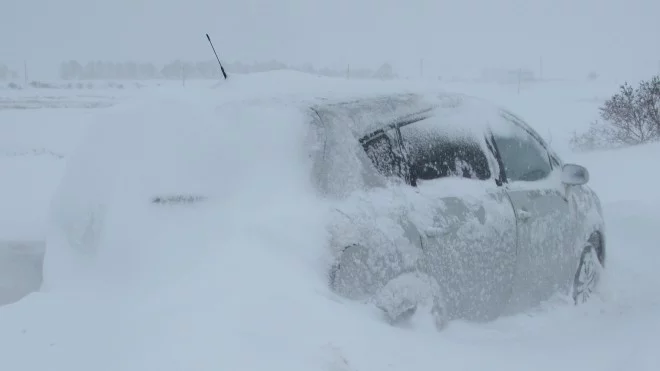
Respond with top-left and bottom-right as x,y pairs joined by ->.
1,72 -> 660,370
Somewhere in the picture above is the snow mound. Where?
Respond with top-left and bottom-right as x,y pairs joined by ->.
44,92 -> 329,291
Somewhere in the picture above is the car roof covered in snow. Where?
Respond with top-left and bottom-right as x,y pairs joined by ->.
209,70 -> 514,138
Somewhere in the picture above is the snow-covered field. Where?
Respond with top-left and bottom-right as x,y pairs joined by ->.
1,73 -> 659,370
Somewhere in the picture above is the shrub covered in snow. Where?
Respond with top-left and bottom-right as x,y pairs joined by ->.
571,76 -> 660,151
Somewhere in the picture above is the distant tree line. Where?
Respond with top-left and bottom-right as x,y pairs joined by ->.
56,60 -> 398,81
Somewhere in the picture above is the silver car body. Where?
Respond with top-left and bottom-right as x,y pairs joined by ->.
302,91 -> 605,322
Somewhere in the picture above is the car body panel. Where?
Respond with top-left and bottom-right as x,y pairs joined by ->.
416,182 -> 517,321
503,180 -> 575,312
486,110 -> 604,313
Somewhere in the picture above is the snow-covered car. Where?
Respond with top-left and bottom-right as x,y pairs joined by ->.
46,75 -> 605,329
309,92 -> 605,327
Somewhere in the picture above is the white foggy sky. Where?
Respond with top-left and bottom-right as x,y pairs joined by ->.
2,0 -> 659,80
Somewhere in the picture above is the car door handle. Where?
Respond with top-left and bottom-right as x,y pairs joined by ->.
425,227 -> 448,238
516,209 -> 532,222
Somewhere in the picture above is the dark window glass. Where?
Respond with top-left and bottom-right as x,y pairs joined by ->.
493,125 -> 552,182
361,118 -> 492,185
400,120 -> 491,182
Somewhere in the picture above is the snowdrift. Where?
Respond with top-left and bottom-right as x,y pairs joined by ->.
44,87 -> 330,289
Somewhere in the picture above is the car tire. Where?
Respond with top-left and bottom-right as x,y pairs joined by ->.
572,236 -> 604,305
371,271 -> 448,331
329,244 -> 384,300
329,246 -> 447,330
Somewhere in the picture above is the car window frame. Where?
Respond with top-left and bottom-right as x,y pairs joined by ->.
500,111 -> 564,169
489,113 -> 556,184
360,127 -> 415,186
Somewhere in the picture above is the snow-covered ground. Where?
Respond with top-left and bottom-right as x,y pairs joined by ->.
1,73 -> 659,370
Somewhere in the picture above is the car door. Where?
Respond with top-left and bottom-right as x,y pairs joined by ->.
395,117 -> 518,321
490,113 -> 574,312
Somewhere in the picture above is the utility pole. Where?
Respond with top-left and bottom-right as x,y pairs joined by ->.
23,60 -> 28,86
539,56 -> 543,80
517,68 -> 522,94
347,64 -> 350,80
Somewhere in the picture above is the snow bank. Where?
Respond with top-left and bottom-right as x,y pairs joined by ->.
0,157 -> 63,241
0,102 -> 102,241
44,91 -> 329,290
568,141 -> 660,203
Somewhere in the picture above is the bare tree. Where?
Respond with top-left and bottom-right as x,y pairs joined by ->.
571,76 -> 660,151
637,76 -> 660,135
599,82 -> 654,144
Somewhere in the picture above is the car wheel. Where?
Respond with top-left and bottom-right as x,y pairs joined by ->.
572,237 -> 603,305
329,246 -> 447,330
329,244 -> 384,300
372,271 -> 448,330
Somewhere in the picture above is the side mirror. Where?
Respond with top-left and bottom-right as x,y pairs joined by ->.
561,163 -> 589,185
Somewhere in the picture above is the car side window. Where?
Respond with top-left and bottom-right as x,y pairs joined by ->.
400,120 -> 491,182
493,124 -> 552,182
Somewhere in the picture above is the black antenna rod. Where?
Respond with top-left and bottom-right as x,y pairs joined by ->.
206,33 -> 228,80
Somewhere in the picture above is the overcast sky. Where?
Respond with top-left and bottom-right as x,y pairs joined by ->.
2,0 -> 659,80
